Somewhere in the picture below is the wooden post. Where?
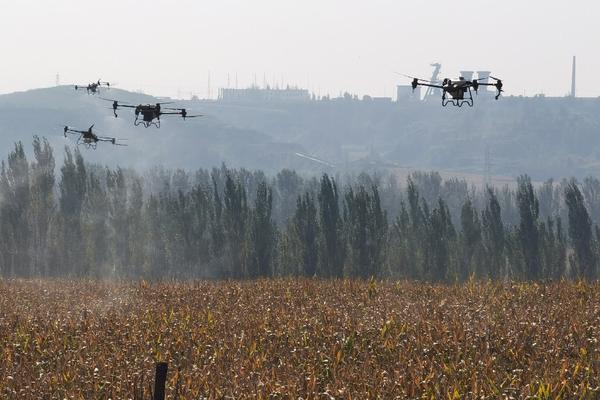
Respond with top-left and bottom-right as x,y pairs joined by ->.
153,362 -> 168,400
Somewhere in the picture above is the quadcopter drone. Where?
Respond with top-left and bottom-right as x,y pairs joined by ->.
63,125 -> 127,149
404,74 -> 503,107
101,98 -> 203,128
75,80 -> 111,94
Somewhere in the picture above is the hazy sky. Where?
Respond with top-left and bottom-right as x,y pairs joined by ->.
1,0 -> 598,98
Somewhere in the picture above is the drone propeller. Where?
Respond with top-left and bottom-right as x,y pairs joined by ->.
163,107 -> 203,119
100,97 -> 132,105
98,135 -> 127,140
394,72 -> 432,83
488,77 -> 504,99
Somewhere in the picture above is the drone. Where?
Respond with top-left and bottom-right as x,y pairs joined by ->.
63,125 -> 127,149
403,74 -> 503,107
101,98 -> 203,128
75,80 -> 111,94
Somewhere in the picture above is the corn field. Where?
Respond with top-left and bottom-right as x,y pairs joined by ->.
1,279 -> 599,399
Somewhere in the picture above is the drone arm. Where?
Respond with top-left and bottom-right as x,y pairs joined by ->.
477,83 -> 504,99
416,82 -> 443,89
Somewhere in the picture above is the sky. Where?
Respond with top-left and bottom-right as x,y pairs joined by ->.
0,0 -> 599,99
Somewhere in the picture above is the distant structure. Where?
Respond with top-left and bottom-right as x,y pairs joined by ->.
396,85 -> 421,101
477,70 -> 492,94
207,71 -> 212,99
423,62 -> 442,100
571,56 -> 576,97
218,86 -> 311,103
55,73 -> 60,86
460,70 -> 474,81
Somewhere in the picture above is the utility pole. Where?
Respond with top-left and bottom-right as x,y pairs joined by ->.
571,56 -> 576,97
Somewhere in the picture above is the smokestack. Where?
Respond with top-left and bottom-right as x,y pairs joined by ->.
571,56 -> 576,97
477,71 -> 491,93
460,70 -> 474,81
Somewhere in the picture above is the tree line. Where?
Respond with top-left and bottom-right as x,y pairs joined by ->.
0,138 -> 599,281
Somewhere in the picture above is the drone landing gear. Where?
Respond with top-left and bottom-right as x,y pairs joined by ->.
134,118 -> 160,128
76,137 -> 97,150
442,89 -> 474,107
443,98 -> 474,107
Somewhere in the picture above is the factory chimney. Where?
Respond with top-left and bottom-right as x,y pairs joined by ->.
571,56 -> 576,97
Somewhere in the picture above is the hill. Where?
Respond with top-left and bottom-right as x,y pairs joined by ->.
1,86 -> 599,179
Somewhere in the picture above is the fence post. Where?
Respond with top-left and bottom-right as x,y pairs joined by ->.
153,362 -> 168,400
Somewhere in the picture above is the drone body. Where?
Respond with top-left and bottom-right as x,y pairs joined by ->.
63,125 -> 126,149
103,99 -> 202,128
75,80 -> 111,95
407,75 -> 504,107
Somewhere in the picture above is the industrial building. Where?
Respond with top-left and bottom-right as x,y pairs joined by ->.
219,86 -> 311,103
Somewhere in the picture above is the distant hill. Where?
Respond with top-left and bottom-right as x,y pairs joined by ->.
1,86 -> 599,179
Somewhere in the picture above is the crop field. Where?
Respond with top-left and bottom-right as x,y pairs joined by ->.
1,279 -> 599,399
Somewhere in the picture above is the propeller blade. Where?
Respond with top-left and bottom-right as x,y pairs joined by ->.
489,76 -> 501,81
99,97 -> 133,105
184,115 -> 204,118
394,72 -> 432,83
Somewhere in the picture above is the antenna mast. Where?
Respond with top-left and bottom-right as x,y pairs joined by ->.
571,56 -> 576,97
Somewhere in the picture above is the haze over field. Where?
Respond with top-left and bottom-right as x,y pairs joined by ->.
3,3 -> 600,398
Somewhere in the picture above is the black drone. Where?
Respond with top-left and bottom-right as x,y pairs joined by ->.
405,74 -> 503,107
101,98 -> 202,128
75,80 -> 111,94
63,125 -> 126,149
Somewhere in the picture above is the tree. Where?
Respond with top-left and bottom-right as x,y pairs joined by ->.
460,197 -> 482,280
517,175 -> 541,280
565,180 -> 595,279
84,171 -> 109,276
127,175 -> 145,277
274,169 -> 304,225
0,143 -> 31,276
344,185 -> 388,278
318,174 -> 344,277
107,168 -> 129,275
223,174 -> 248,278
2,142 -> 32,277
481,188 -> 505,280
290,192 -> 319,276
29,136 -> 55,276
424,198 -> 455,282
248,182 -> 275,277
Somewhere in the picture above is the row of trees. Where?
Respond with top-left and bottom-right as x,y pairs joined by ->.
0,139 -> 598,281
